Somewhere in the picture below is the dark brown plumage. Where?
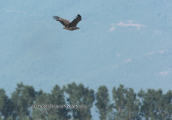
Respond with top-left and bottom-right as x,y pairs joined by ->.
53,14 -> 82,31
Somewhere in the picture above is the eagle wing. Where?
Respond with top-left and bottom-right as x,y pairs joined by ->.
68,14 -> 81,27
53,16 -> 70,27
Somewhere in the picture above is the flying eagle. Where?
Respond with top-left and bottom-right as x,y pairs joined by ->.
53,14 -> 82,31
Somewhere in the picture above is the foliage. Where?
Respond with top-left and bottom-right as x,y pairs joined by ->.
138,89 -> 172,120
112,85 -> 141,120
0,89 -> 14,119
11,82 -> 36,119
64,82 -> 95,120
0,82 -> 172,119
95,85 -> 113,120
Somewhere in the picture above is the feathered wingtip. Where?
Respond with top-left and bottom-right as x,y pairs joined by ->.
74,14 -> 81,20
53,16 -> 60,21
77,14 -> 81,17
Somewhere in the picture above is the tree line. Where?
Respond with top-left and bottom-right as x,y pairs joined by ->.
0,82 -> 172,120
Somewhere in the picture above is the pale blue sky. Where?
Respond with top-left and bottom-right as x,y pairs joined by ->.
1,0 -> 172,107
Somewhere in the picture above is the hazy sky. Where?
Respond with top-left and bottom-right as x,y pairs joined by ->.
1,0 -> 172,99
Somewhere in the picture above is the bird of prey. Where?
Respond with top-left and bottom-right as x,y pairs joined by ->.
53,14 -> 82,31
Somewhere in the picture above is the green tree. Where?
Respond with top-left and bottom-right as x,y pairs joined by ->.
32,89 -> 49,120
32,85 -> 70,120
138,89 -> 161,120
112,85 -> 127,119
47,85 -> 71,120
0,89 -> 14,120
113,85 -> 141,120
64,82 -> 95,120
0,89 -> 7,118
154,89 -> 166,120
6,116 -> 13,120
138,89 -> 172,120
125,88 -> 140,120
164,90 -> 172,120
95,85 -> 113,120
11,82 -> 36,120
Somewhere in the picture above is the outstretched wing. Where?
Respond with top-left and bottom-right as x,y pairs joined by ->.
53,16 -> 70,27
68,14 -> 81,27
